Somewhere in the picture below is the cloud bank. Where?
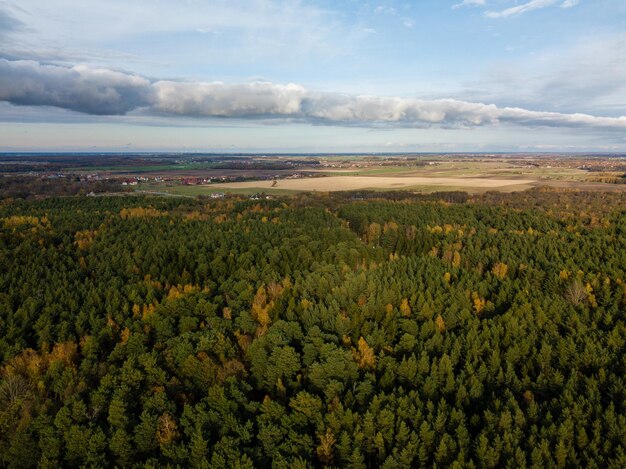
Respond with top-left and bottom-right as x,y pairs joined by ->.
1,59 -> 625,132
0,60 -> 151,114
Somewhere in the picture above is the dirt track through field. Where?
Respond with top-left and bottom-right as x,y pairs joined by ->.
211,176 -> 536,192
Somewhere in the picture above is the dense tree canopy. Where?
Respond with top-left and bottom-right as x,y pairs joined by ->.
0,190 -> 624,467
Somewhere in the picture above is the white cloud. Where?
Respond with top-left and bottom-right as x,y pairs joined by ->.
0,0 -> 357,71
452,0 -> 486,10
153,81 -> 306,117
0,4 -> 24,37
457,0 -> 581,18
1,59 -> 625,133
485,0 -> 559,18
461,32 -> 626,116
374,5 -> 397,15
6,0 -> 334,42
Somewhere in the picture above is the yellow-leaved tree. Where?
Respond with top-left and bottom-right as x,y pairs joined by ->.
316,428 -> 337,465
355,337 -> 376,369
491,262 -> 508,279
400,298 -> 411,317
251,285 -> 273,336
435,314 -> 446,333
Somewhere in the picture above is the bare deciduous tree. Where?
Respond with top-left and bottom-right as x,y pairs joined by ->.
565,280 -> 586,305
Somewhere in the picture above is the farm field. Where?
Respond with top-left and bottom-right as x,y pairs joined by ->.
158,157 -> 626,194
3,153 -> 626,198
211,175 -> 536,193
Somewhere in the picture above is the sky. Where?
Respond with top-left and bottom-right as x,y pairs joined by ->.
0,0 -> 625,152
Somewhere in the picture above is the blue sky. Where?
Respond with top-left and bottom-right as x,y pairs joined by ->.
0,0 -> 625,152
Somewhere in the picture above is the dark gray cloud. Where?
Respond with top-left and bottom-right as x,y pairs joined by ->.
1,59 -> 625,132
0,59 -> 153,114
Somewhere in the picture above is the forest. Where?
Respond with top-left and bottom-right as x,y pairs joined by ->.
0,189 -> 624,468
